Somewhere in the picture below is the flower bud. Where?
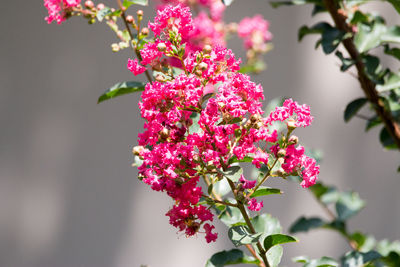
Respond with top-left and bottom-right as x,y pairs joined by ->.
277,149 -> 286,158
288,135 -> 299,145
160,128 -> 170,139
250,113 -> 262,123
96,3 -> 105,10
198,62 -> 208,71
157,42 -> 167,52
85,0 -> 94,9
111,43 -> 120,52
141,27 -> 149,36
137,10 -> 143,16
286,118 -> 297,130
126,15 -> 134,24
132,146 -> 144,156
203,45 -> 212,54
195,69 -> 203,77
275,168 -> 285,177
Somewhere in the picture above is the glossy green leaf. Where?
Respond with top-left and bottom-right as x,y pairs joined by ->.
98,81 -> 145,103
96,7 -> 112,22
266,245 -> 283,267
335,191 -> 365,221
228,225 -> 262,247
362,55 -> 385,83
341,251 -> 381,267
320,27 -> 348,54
344,98 -> 368,122
252,214 -> 282,236
354,21 -> 387,53
219,166 -> 243,183
122,0 -> 148,8
290,217 -> 326,233
263,234 -> 297,252
380,127 -> 397,149
205,249 -> 259,267
250,187 -> 282,198
377,72 -> 400,92
335,51 -> 355,71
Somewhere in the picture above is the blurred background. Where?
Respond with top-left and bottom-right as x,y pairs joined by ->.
0,0 -> 399,266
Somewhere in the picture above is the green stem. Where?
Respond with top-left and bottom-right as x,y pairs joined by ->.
250,158 -> 279,196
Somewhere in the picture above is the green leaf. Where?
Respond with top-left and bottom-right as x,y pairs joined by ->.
320,27 -> 349,54
376,239 -> 400,256
263,234 -> 297,252
266,246 -> 283,267
293,256 -> 338,267
349,11 -> 369,25
250,187 -> 282,198
189,112 -> 200,134
221,0 -> 234,6
228,225 -> 262,247
228,155 -> 254,165
205,249 -> 259,267
309,182 -> 329,200
381,26 -> 400,43
341,251 -> 381,267
252,214 -> 282,236
213,178 -> 231,197
98,81 -> 145,103
335,51 -> 355,72
377,72 -> 400,92
335,191 -> 365,221
344,98 -> 368,122
219,206 -> 244,226
384,45 -> 400,60
122,0 -> 148,9
290,217 -> 326,233
380,127 -> 397,149
96,7 -> 112,22
219,166 -> 243,183
354,21 -> 387,53
298,22 -> 331,42
350,232 -> 376,252
381,251 -> 400,267
365,116 -> 382,131
386,0 -> 400,14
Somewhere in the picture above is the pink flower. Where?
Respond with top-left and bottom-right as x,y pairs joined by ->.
204,223 -> 218,243
238,15 -> 272,50
248,198 -> 263,211
44,0 -> 81,24
239,175 -> 257,189
127,58 -> 146,76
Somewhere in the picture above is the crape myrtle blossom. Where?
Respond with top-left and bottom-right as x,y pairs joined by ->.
134,4 -> 319,242
44,0 -> 81,24
127,58 -> 146,76
238,15 -> 272,51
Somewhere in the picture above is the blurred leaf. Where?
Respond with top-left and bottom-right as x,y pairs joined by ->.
298,22 -> 331,42
349,11 -> 369,25
311,4 -> 326,16
252,214 -> 282,236
219,206 -> 244,226
351,232 -> 376,252
122,0 -> 148,8
228,225 -> 262,247
341,251 -> 381,267
335,51 -> 356,71
219,166 -> 243,183
293,256 -> 338,267
381,251 -> 400,267
354,21 -> 387,53
228,155 -> 254,165
320,27 -> 349,54
205,249 -> 259,267
250,187 -> 282,198
380,127 -> 397,149
365,116 -> 382,131
98,81 -> 145,103
336,191 -> 365,221
381,26 -> 400,43
376,239 -> 400,256
263,234 -> 297,252
189,112 -> 200,133
384,45 -> 400,60
213,178 -> 231,197
362,55 -> 386,84
96,6 -> 112,22
386,0 -> 400,14
344,98 -> 368,122
290,217 -> 326,233
377,72 -> 400,92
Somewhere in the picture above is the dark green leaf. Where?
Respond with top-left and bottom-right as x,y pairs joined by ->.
376,239 -> 400,256
228,155 -> 254,165
362,55 -> 386,84
309,182 -> 329,200
298,22 -> 331,42
122,0 -> 148,9
205,249 -> 259,267
263,234 -> 297,252
384,45 -> 400,60
96,6 -> 112,22
335,51 -> 355,72
350,232 -> 376,252
344,98 -> 368,122
335,191 -> 365,221
341,251 -> 381,267
381,251 -> 400,267
311,4 -> 326,16
98,81 -> 145,103
380,127 -> 397,149
349,11 -> 369,25
365,116 -> 382,131
320,27 -> 348,54
219,166 -> 243,183
290,217 -> 326,233
250,187 -> 282,198
228,225 -> 262,247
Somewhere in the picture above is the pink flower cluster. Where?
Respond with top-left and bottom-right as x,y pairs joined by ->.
44,0 -> 81,24
127,58 -> 146,76
135,4 -> 318,242
238,15 -> 272,51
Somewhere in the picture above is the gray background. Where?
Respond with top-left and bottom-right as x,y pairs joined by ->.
0,1 -> 399,266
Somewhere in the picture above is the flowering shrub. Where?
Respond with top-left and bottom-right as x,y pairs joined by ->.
44,0 -> 400,266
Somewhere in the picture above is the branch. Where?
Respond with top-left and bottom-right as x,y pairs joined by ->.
322,0 -> 400,150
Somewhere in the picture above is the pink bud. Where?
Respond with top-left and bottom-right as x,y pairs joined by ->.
84,0 -> 94,9
96,3 -> 105,10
